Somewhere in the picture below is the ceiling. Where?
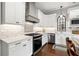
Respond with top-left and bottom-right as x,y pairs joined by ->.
35,2 -> 79,14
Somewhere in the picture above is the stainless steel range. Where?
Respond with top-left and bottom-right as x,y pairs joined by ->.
25,33 -> 42,54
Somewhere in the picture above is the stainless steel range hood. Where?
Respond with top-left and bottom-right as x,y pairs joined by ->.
25,2 -> 39,23
26,15 -> 39,23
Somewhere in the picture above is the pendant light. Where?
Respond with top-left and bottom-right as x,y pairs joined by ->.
57,5 -> 66,32
60,6 -> 63,18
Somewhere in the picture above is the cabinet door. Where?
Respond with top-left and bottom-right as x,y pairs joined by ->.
5,2 -> 16,24
9,39 -> 32,56
9,45 -> 16,56
2,2 -> 25,24
9,42 -> 23,56
42,34 -> 48,46
56,32 -> 67,46
35,10 -> 56,27
35,9 -> 44,27
0,41 -> 1,56
69,8 -> 79,19
9,41 -> 27,56
26,39 -> 33,56
56,33 -> 62,45
43,14 -> 56,27
21,41 -> 28,56
0,3 -> 1,24
15,2 -> 25,24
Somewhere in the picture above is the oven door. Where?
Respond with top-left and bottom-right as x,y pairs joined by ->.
33,37 -> 42,53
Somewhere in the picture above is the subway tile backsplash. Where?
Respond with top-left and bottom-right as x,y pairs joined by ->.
0,24 -> 24,37
0,23 -> 33,37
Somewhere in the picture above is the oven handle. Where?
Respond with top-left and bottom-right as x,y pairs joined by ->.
34,37 -> 42,40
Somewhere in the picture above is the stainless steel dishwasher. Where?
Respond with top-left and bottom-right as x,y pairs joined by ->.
48,33 -> 55,44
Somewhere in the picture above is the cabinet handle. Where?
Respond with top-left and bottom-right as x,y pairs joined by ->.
16,22 -> 19,23
27,39 -> 30,41
15,42 -> 21,45
23,44 -> 27,47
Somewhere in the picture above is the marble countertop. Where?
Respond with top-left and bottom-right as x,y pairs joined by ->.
0,35 -> 32,44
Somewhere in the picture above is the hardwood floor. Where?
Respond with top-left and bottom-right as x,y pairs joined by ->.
35,43 -> 67,56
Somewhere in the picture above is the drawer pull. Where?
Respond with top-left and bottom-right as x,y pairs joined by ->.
27,39 -> 30,41
16,22 -> 19,23
15,42 -> 21,45
23,44 -> 27,47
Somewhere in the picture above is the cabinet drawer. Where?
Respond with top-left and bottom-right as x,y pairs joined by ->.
9,38 -> 32,48
9,39 -> 27,48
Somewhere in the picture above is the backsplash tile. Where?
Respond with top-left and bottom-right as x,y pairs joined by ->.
0,24 -> 24,37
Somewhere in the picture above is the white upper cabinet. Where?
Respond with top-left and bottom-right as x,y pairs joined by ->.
4,3 -> 16,24
35,9 -> 56,27
15,3 -> 25,24
0,3 -> 1,24
43,14 -> 57,27
2,2 -> 25,24
69,6 -> 79,19
35,9 -> 44,27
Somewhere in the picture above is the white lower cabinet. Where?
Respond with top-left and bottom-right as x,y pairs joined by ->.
42,34 -> 48,46
0,40 -> 1,56
9,41 -> 27,56
56,32 -> 70,46
1,38 -> 33,56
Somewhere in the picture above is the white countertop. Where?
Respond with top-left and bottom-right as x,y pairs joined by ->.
0,35 -> 32,43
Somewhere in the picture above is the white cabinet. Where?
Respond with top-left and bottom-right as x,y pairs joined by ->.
42,34 -> 48,46
15,3 -> 25,24
0,40 -> 1,56
70,9 -> 79,19
26,39 -> 32,56
42,14 -> 57,27
1,38 -> 33,56
0,2 -> 1,24
35,10 -> 56,27
69,6 -> 79,19
34,9 -> 44,27
55,32 -> 71,46
55,32 -> 65,46
2,2 -> 25,24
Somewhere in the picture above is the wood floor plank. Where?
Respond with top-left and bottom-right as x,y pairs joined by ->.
35,43 -> 67,56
